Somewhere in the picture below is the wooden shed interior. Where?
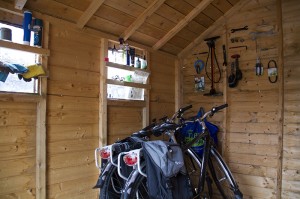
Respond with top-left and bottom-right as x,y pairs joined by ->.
0,0 -> 299,198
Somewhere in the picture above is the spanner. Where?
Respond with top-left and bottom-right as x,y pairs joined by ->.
231,26 -> 248,33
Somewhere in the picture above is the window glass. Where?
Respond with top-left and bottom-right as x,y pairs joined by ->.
0,23 -> 38,93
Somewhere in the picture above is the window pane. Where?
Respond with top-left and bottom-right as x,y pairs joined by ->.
0,23 -> 38,93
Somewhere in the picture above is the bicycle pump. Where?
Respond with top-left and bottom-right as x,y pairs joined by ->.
203,36 -> 223,96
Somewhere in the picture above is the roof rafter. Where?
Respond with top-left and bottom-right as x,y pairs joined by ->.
178,0 -> 251,58
120,0 -> 166,41
14,0 -> 27,10
152,0 -> 214,50
77,0 -> 105,29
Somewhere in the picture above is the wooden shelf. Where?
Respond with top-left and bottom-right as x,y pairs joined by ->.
106,79 -> 151,89
106,62 -> 150,74
108,99 -> 146,107
0,40 -> 50,56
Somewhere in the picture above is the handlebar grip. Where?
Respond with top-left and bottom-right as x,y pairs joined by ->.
178,105 -> 192,114
159,116 -> 168,122
212,104 -> 228,113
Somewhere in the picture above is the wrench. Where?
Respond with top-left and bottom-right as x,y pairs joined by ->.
231,26 -> 248,33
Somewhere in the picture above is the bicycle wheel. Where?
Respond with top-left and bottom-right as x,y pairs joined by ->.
208,147 -> 243,199
99,164 -> 125,199
99,155 -> 133,199
185,149 -> 213,198
121,162 -> 149,199
121,149 -> 211,199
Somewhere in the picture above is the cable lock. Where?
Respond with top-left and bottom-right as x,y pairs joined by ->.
267,60 -> 278,83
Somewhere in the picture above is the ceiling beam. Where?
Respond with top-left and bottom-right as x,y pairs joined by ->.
178,0 -> 251,58
77,0 -> 105,29
0,1 -> 177,58
152,0 -> 214,50
120,0 -> 166,41
14,0 -> 27,10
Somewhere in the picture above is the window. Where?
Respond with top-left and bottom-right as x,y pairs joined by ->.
0,23 -> 39,93
106,41 -> 149,101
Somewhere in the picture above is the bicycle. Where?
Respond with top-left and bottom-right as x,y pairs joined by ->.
94,120 -> 159,199
120,104 -> 243,199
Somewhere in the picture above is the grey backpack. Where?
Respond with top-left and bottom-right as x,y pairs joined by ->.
142,140 -> 193,199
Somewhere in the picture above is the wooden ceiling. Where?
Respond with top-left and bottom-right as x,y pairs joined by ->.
3,0 -> 240,56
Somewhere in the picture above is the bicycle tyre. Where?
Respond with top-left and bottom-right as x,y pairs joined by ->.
99,157 -> 129,199
121,149 -> 212,199
185,149 -> 213,198
208,147 -> 243,199
121,162 -> 148,199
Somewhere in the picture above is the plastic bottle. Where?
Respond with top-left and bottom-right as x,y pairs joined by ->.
135,56 -> 141,68
23,11 -> 32,45
141,55 -> 147,69
33,18 -> 43,47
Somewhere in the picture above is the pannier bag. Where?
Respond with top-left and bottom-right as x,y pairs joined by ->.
142,140 -> 193,199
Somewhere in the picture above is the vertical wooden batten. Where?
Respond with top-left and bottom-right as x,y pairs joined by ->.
222,25 -> 229,158
276,0 -> 284,198
36,21 -> 49,199
99,38 -> 108,147
175,58 -> 183,111
143,51 -> 150,127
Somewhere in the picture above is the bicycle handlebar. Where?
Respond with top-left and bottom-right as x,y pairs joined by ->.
212,103 -> 228,114
200,103 -> 228,120
133,104 -> 227,139
178,105 -> 192,116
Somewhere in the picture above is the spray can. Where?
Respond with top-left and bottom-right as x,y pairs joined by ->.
33,18 -> 43,47
23,11 -> 32,45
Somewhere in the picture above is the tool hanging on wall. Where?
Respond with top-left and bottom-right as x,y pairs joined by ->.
229,45 -> 248,50
230,37 -> 245,43
222,45 -> 227,66
228,54 -> 242,88
203,36 -> 222,96
194,58 -> 205,74
193,52 -> 208,56
231,25 -> 248,33
268,60 -> 278,83
255,57 -> 263,76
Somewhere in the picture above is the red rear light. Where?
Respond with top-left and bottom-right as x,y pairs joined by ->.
99,147 -> 110,159
123,152 -> 138,166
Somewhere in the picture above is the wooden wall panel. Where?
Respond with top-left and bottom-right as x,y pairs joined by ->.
0,102 -> 36,199
181,0 -> 288,198
107,106 -> 143,144
150,51 -> 176,120
282,0 -> 300,198
46,24 -> 100,198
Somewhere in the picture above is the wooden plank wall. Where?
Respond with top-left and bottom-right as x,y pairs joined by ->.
0,101 -> 36,199
46,24 -> 100,198
150,51 -> 176,120
281,0 -> 300,198
182,0 -> 289,198
0,10 -> 37,199
107,106 -> 143,144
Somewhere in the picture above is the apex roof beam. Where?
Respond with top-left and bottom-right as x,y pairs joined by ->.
77,0 -> 105,29
178,0 -> 250,58
152,0 -> 213,50
121,0 -> 166,41
15,0 -> 27,10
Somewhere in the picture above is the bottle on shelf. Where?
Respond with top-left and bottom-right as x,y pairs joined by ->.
135,55 -> 141,68
141,55 -> 147,70
129,47 -> 135,67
